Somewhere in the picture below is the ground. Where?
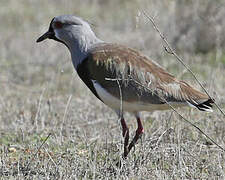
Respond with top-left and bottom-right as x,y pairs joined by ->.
0,0 -> 225,179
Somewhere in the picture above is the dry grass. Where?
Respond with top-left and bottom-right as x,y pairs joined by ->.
0,0 -> 225,179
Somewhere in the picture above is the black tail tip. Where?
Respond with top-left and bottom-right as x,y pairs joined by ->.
196,98 -> 214,112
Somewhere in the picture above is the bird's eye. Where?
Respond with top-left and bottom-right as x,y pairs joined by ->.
53,21 -> 63,29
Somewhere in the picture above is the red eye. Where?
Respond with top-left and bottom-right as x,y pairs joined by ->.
54,21 -> 63,29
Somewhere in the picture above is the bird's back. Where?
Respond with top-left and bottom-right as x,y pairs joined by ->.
77,43 -> 213,112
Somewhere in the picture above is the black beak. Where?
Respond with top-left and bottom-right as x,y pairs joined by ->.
36,31 -> 55,43
36,18 -> 67,48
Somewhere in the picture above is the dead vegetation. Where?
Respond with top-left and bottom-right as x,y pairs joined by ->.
0,0 -> 224,179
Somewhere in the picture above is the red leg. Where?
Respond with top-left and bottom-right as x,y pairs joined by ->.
121,117 -> 129,157
124,115 -> 144,158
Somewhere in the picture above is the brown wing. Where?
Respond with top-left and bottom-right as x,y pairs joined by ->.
86,43 -> 211,106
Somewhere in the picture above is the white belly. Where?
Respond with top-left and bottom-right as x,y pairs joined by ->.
92,80 -> 184,112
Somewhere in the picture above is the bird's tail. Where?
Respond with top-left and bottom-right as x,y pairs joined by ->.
188,98 -> 214,112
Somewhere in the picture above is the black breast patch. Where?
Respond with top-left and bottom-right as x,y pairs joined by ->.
76,58 -> 103,102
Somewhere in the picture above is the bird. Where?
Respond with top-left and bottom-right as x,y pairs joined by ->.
37,15 -> 214,158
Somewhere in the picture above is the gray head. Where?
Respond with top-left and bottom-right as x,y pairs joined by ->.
37,15 -> 102,67
37,15 -> 101,50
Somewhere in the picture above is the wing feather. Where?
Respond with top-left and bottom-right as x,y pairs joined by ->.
85,43 -> 212,107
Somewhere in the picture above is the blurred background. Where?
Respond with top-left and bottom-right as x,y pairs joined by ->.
0,0 -> 224,178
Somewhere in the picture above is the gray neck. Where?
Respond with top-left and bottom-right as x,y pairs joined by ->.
67,32 -> 103,69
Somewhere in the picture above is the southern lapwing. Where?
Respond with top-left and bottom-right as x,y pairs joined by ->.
37,15 -> 214,158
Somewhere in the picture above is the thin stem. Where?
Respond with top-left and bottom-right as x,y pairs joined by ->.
142,10 -> 225,118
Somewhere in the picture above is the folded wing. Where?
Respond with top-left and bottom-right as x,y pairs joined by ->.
81,43 -> 213,111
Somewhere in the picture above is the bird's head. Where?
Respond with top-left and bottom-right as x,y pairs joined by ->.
37,15 -> 99,50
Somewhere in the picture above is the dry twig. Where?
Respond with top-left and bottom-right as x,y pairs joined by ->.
25,133 -> 52,170
132,78 -> 225,152
142,10 -> 225,118
105,75 -> 225,152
